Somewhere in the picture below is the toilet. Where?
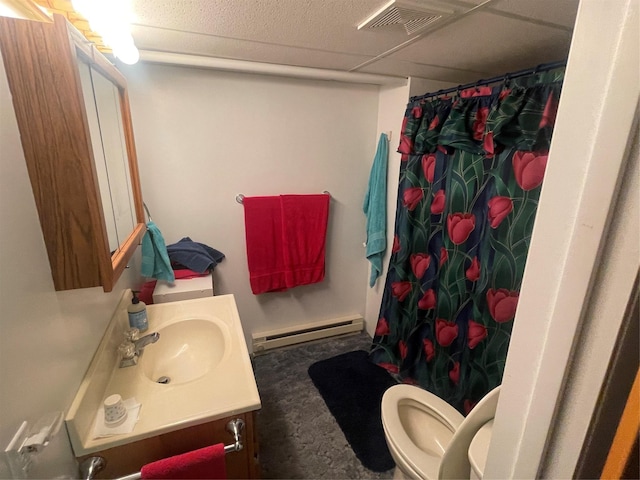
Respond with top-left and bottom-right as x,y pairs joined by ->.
381,384 -> 500,480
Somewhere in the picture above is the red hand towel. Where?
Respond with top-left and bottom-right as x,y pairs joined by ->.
243,196 -> 288,294
138,280 -> 157,305
280,194 -> 330,288
140,443 -> 227,479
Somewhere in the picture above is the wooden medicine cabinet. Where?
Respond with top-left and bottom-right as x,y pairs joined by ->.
0,14 -> 145,292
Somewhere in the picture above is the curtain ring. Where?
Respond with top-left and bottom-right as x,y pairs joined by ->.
502,73 -> 511,89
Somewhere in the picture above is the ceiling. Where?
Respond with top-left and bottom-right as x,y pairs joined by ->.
128,0 -> 579,84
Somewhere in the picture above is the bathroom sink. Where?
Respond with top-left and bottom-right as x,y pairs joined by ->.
65,293 -> 261,457
140,319 -> 228,385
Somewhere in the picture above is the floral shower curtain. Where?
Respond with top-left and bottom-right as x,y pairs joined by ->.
369,70 -> 564,413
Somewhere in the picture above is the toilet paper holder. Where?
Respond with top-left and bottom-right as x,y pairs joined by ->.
4,411 -> 64,476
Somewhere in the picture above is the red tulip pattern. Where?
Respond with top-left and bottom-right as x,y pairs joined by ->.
487,196 -> 513,228
370,75 -> 561,413
418,289 -> 436,310
403,187 -> 423,211
447,213 -> 476,245
512,151 -> 548,191
439,247 -> 448,267
465,257 -> 480,282
467,319 -> 487,349
422,154 -> 436,182
391,282 -> 412,302
431,190 -> 446,215
399,341 -> 408,359
436,319 -> 458,347
375,318 -> 390,336
423,339 -> 435,362
410,253 -> 431,279
486,288 -> 519,323
449,361 -> 460,385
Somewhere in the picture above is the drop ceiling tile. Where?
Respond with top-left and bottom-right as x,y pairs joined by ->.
488,0 -> 579,28
127,0 -> 578,81
132,25 -> 375,72
391,11 -> 573,76
131,0 -> 431,57
357,57 -> 489,84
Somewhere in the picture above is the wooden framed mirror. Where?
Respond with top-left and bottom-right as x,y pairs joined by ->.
0,14 -> 145,292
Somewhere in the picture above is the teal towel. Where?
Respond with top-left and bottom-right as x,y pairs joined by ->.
363,133 -> 389,287
141,221 -> 175,282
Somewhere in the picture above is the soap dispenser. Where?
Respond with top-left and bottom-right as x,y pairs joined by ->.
127,291 -> 148,332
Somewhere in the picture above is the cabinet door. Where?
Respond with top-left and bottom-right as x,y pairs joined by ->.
0,14 -> 146,291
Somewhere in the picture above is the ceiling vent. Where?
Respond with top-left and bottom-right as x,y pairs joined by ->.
357,0 -> 454,36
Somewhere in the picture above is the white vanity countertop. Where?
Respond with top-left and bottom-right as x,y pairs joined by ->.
65,292 -> 261,456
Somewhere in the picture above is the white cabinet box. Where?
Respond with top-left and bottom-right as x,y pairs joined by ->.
152,274 -> 214,303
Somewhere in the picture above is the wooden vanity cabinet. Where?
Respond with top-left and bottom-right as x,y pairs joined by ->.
0,15 -> 145,292
79,411 -> 261,479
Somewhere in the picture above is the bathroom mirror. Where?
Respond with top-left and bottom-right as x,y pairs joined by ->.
0,14 -> 145,291
77,62 -> 138,254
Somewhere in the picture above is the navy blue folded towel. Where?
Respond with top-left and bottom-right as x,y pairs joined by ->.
166,237 -> 225,273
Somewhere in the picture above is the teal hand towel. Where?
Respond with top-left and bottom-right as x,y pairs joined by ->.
141,221 -> 175,282
363,133 -> 389,287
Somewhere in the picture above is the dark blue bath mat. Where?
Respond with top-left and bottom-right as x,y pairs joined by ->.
308,350 -> 397,472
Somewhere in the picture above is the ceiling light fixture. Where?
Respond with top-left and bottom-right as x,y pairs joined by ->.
71,0 -> 139,64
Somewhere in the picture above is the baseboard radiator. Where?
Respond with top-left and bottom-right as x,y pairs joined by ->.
252,315 -> 364,354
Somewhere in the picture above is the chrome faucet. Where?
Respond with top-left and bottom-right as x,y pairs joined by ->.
133,332 -> 160,354
118,329 -> 160,368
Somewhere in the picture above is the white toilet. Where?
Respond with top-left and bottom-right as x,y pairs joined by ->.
381,384 -> 501,480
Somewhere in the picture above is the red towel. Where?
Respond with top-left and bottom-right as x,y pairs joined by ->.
140,443 -> 227,479
243,194 -> 329,294
174,269 -> 210,279
138,280 -> 157,305
280,194 -> 329,288
243,196 -> 288,294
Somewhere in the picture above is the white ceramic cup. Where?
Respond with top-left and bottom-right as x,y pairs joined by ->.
103,394 -> 127,426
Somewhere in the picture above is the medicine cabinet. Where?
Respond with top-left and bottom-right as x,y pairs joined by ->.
0,14 -> 145,292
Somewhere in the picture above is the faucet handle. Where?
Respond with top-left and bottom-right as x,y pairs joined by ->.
118,341 -> 136,360
124,328 -> 140,342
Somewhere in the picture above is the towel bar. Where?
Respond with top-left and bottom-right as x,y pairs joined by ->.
79,419 -> 244,480
236,191 -> 330,204
142,202 -> 153,222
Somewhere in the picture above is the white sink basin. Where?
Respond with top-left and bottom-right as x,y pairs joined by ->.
65,292 -> 261,457
140,319 -> 227,385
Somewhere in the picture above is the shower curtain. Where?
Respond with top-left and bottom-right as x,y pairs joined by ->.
370,70 -> 564,413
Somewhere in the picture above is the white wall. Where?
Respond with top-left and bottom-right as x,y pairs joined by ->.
364,77 -> 453,337
0,51 -> 140,477
363,83 -> 408,336
485,0 -> 639,477
121,63 -> 380,348
542,111 -> 638,478
407,77 -> 454,99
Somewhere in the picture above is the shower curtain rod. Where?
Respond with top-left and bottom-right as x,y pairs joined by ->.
411,59 -> 566,102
